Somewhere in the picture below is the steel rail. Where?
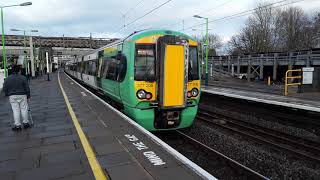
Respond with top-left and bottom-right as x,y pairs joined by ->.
197,110 -> 320,163
175,130 -> 269,180
198,106 -> 320,152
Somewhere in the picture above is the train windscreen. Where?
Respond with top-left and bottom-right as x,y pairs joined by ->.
189,46 -> 199,80
135,44 -> 156,81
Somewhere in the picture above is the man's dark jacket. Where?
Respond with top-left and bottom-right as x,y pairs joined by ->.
3,73 -> 30,98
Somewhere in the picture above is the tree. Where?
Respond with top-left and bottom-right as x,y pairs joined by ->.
275,7 -> 312,51
228,3 -> 276,54
228,4 -> 318,54
197,33 -> 222,56
312,12 -> 320,48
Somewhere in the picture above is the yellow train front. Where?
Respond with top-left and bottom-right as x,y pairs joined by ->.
65,29 -> 201,131
123,30 -> 201,131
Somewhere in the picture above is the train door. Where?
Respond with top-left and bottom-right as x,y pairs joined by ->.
80,57 -> 84,81
96,50 -> 104,93
114,53 -> 127,102
157,35 -> 189,109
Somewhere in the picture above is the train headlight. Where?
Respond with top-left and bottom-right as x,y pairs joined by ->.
137,89 -> 146,99
191,88 -> 199,97
146,93 -> 152,100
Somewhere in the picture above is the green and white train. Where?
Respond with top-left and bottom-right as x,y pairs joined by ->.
65,29 -> 201,131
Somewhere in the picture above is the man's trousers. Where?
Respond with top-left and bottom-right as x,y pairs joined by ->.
9,95 -> 29,126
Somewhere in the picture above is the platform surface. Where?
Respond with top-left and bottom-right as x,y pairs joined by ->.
202,85 -> 320,113
0,71 -> 212,180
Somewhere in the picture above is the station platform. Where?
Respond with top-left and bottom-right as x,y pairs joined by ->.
202,85 -> 320,113
0,71 -> 214,180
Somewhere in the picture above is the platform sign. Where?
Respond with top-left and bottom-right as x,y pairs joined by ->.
302,67 -> 314,84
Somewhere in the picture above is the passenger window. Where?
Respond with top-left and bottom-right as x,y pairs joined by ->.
88,61 -> 92,75
116,55 -> 127,82
106,58 -> 117,80
91,61 -> 97,76
83,62 -> 87,74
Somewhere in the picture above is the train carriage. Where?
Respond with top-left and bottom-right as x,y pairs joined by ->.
66,29 -> 201,131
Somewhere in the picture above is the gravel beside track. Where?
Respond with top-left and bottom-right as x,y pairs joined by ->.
194,92 -> 320,179
155,130 -> 267,180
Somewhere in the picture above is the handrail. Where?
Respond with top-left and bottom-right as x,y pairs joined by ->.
284,69 -> 302,96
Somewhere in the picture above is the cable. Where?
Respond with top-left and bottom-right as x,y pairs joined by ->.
110,0 -> 172,37
182,0 -> 304,32
159,0 -> 233,31
122,0 -> 145,16
198,0 -> 234,16
125,0 -> 172,28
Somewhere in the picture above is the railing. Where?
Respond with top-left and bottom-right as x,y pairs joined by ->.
284,69 -> 302,96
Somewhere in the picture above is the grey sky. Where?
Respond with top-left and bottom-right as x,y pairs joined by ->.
1,0 -> 320,42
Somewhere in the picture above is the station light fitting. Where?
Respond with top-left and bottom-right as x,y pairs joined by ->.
10,28 -> 20,31
20,2 -> 32,6
193,15 -> 203,19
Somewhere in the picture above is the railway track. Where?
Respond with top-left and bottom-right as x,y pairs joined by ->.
197,107 -> 320,163
156,130 -> 268,180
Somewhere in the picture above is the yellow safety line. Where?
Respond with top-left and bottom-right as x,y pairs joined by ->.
58,72 -> 107,180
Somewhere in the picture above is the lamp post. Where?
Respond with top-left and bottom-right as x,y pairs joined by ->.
192,28 -> 211,78
0,2 -> 32,78
11,28 -> 38,77
193,15 -> 209,86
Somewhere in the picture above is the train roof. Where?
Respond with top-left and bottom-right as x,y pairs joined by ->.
97,29 -> 196,50
126,29 -> 196,42
83,29 -> 197,57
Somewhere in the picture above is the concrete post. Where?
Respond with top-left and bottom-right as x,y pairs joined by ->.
231,64 -> 234,76
227,56 -> 231,72
219,56 -> 222,77
29,36 -> 35,77
306,51 -> 311,67
237,56 -> 240,75
273,53 -> 278,81
46,51 -> 50,81
247,55 -> 251,82
260,54 -> 264,80
288,52 -> 293,83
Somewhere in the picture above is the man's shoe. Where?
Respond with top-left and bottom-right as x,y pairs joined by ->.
23,123 -> 31,129
12,126 -> 22,131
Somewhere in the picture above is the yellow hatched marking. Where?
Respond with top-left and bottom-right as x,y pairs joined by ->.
164,45 -> 185,107
58,72 -> 107,180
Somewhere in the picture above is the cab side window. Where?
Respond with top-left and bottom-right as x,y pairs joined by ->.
102,54 -> 127,82
116,55 -> 127,82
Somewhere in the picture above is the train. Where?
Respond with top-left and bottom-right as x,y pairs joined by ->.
65,29 -> 201,131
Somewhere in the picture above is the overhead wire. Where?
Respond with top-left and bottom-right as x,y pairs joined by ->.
109,0 -> 172,37
197,0 -> 234,16
158,0 -> 233,31
122,0 -> 145,16
182,0 -> 306,32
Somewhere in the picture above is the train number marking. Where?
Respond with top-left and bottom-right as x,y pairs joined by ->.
136,83 -> 154,88
124,134 -> 166,166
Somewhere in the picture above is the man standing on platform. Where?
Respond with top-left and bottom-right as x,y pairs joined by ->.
3,65 -> 31,131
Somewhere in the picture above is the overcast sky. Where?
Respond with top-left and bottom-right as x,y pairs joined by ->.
1,0 -> 320,43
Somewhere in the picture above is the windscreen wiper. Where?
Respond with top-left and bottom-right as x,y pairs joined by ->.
144,65 -> 155,82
